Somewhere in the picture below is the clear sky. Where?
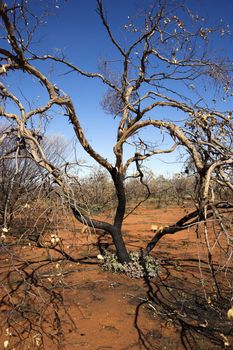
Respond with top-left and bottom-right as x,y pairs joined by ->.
3,0 -> 233,176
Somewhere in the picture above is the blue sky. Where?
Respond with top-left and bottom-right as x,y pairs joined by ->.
3,0 -> 233,176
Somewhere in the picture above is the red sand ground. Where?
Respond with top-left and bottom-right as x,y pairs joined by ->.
1,206 -> 233,350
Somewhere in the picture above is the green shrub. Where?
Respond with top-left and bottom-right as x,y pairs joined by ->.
99,251 -> 159,278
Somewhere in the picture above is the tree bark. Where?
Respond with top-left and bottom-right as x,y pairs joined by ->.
71,202 -> 130,263
111,227 -> 130,263
110,168 -> 130,262
142,202 -> 233,257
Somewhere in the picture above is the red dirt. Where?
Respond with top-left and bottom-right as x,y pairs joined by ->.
1,206 -> 233,350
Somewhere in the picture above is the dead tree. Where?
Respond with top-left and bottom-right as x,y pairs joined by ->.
0,0 -> 233,264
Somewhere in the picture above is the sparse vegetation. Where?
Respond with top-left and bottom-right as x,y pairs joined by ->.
0,0 -> 233,349
99,251 -> 160,278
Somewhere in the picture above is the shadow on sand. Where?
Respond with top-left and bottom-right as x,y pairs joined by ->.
134,256 -> 233,350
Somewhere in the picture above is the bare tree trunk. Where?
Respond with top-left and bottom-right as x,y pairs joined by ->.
111,168 -> 130,263
72,168 -> 130,263
111,227 -> 130,263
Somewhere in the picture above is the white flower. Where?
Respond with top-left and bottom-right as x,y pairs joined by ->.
2,227 -> 8,233
50,234 -> 60,244
6,328 -> 11,336
227,307 -> 233,320
151,225 -> 158,232
4,340 -> 9,349
97,254 -> 104,260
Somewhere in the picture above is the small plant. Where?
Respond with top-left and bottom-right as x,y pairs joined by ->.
98,251 -> 159,278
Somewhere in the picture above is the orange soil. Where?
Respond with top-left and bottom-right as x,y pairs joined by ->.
0,206 -> 232,350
